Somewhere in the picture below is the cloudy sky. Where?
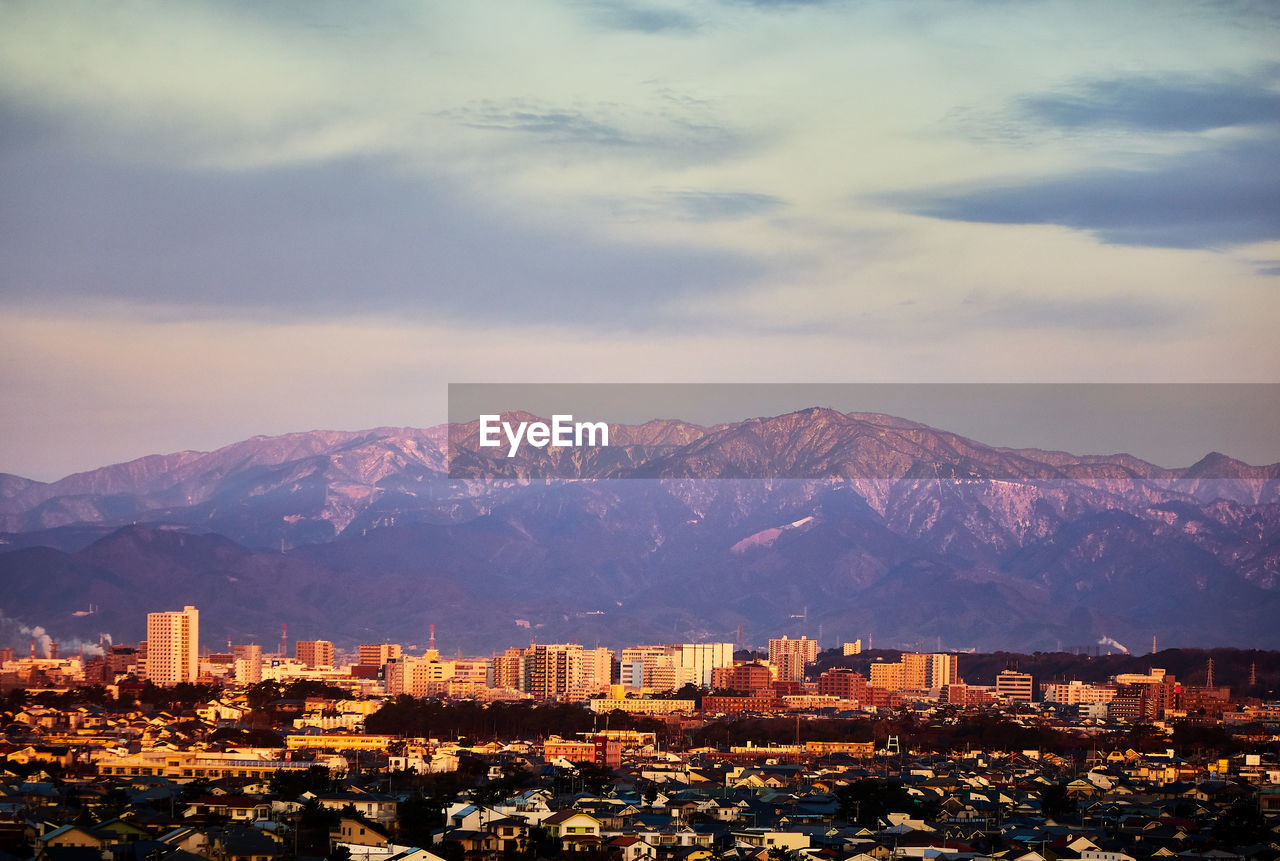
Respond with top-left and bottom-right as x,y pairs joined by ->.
2,0 -> 1278,480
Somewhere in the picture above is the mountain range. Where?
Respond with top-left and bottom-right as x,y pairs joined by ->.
1,408 -> 1278,656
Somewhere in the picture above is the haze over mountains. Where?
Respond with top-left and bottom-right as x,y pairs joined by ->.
2,408 -> 1278,656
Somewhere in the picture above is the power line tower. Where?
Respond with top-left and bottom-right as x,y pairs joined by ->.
1206,657 -> 1214,688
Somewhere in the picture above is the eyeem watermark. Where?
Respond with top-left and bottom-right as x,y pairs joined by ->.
478,414 -> 609,458
449,382 -> 1280,479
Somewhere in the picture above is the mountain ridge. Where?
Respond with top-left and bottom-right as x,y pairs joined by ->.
2,408 -> 1277,654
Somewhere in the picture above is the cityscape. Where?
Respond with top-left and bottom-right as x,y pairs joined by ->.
3,3 -> 1279,861
2,602 -> 1278,861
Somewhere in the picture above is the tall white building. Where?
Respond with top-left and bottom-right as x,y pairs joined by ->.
233,643 -> 263,685
928,653 -> 959,688
582,647 -> 614,691
673,643 -> 734,687
768,636 -> 819,682
146,605 -> 199,686
620,643 -> 734,691
619,646 -> 671,690
528,643 -> 583,700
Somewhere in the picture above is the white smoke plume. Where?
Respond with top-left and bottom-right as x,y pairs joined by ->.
24,625 -> 53,658
0,608 -> 103,658
1097,635 -> 1130,655
58,637 -> 107,657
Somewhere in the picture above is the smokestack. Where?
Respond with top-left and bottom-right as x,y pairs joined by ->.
429,623 -> 436,652
30,639 -> 36,659
280,623 -> 287,659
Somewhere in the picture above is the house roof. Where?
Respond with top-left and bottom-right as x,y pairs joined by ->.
40,825 -> 103,843
544,810 -> 599,825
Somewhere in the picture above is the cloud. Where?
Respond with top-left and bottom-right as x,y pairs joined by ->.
0,134 -> 768,328
596,188 -> 786,223
726,0 -> 840,7
918,70 -> 1280,248
886,135 -> 1280,249
1021,74 -> 1280,133
439,98 -> 755,167
445,101 -> 635,147
575,1 -> 700,32
667,190 -> 785,221
974,295 -> 1185,331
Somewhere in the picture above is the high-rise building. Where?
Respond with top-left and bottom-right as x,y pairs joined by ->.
619,646 -> 673,690
453,658 -> 494,689
869,661 -> 904,690
1042,680 -> 1117,705
105,644 -> 138,680
581,647 -> 614,692
1108,669 -> 1177,720
817,668 -> 869,701
145,605 -> 199,687
620,643 -> 733,691
673,643 -> 734,687
903,653 -> 930,689
768,636 -> 819,682
358,643 -> 402,668
493,647 -> 527,691
232,643 -> 263,684
527,643 -> 582,700
868,653 -> 959,692
928,653 -> 959,688
296,640 -> 334,669
714,662 -> 774,694
386,656 -> 455,697
995,669 -> 1034,703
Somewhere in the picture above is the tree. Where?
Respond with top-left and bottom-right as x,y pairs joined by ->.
247,681 -> 285,712
836,780 -> 937,826
271,765 -> 335,801
397,793 -> 443,849
179,778 -> 214,803
1039,783 -> 1076,820
1211,797 -> 1268,848
295,798 -> 341,857
527,829 -> 561,859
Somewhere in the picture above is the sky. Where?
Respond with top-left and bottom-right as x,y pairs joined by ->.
1,0 -> 1278,481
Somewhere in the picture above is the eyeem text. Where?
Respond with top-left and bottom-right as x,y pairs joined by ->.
478,414 -> 610,458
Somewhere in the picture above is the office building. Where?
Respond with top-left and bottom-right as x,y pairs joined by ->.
296,640 -> 335,669
145,605 -> 199,686
768,636 -> 819,682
